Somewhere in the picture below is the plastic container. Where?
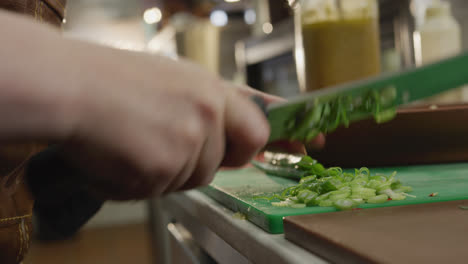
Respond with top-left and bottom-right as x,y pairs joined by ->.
290,0 -> 381,92
415,0 -> 463,103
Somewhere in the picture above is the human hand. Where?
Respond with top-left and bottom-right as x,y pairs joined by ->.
58,42 -> 270,200
0,12 -> 324,202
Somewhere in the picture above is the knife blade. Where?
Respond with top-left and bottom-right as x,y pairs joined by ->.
257,52 -> 468,142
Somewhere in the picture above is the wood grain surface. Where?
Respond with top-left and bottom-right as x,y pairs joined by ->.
284,199 -> 468,264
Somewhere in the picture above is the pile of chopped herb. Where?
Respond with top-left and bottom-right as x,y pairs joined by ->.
254,156 -> 413,211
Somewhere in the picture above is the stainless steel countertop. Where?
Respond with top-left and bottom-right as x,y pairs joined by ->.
161,190 -> 328,264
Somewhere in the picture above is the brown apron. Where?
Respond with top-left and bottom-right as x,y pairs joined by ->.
0,1 -> 66,262
2,0 -> 65,27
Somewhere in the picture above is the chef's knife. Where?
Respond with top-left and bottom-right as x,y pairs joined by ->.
256,52 -> 468,142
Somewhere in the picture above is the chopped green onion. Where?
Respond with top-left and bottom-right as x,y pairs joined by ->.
318,200 -> 334,207
272,200 -> 293,207
352,198 -> 365,206
351,186 -> 376,199
334,199 -> 355,210
378,189 -> 406,201
367,194 -> 389,204
254,155 -> 412,210
286,87 -> 397,141
329,191 -> 351,201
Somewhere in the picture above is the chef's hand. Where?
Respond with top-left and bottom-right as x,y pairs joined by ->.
60,49 -> 324,200
54,40 -> 274,200
0,12 -> 324,201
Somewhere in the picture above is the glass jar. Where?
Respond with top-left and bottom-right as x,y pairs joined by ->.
291,0 -> 381,92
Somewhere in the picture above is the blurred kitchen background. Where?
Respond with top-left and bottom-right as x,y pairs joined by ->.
24,0 -> 468,263
62,0 -> 468,94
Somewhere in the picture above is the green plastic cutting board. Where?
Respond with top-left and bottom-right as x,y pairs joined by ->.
201,163 -> 468,234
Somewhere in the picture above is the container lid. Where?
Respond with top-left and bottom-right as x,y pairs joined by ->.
426,0 -> 452,19
288,0 -> 298,8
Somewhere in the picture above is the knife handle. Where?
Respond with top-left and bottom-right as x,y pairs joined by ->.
250,95 -> 268,117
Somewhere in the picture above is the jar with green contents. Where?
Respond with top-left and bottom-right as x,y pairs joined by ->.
290,0 -> 381,92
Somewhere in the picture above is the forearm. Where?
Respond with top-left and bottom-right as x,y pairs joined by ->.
0,11 -> 78,141
0,12 -> 105,236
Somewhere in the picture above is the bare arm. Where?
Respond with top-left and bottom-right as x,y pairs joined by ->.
0,11 -> 78,140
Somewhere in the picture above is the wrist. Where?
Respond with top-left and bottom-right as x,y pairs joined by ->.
0,14 -> 81,141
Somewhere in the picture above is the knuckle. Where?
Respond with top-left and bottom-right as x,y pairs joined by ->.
182,118 -> 205,147
137,153 -> 178,186
194,97 -> 219,125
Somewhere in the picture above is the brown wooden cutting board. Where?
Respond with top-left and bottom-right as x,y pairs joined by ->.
284,200 -> 468,264
307,104 -> 468,167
